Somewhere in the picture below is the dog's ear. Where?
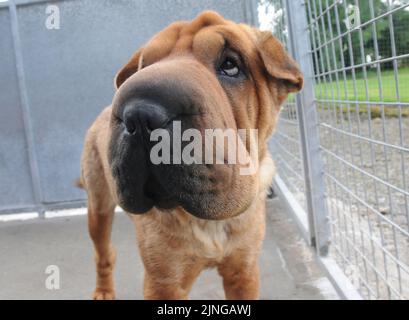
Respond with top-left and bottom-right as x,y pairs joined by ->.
114,22 -> 187,89
114,48 -> 144,89
257,31 -> 303,93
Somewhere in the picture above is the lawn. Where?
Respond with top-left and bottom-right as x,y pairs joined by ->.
314,67 -> 409,118
315,67 -> 409,103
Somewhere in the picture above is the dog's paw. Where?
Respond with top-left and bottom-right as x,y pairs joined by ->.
93,289 -> 115,300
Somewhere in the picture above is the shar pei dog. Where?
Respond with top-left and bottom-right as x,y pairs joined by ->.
78,10 -> 303,300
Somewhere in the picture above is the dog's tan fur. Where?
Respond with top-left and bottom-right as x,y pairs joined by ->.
80,11 -> 302,300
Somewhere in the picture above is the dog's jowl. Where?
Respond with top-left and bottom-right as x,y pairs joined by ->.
79,11 -> 303,300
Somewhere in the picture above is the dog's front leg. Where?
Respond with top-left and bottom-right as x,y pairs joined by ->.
143,275 -> 190,300
141,256 -> 204,300
218,255 -> 260,300
88,203 -> 116,300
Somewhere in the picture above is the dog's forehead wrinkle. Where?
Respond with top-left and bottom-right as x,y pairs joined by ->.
165,16 -> 237,58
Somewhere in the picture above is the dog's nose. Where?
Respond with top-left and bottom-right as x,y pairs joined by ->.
123,102 -> 171,135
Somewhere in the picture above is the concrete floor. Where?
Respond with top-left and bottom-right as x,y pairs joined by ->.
0,198 -> 339,300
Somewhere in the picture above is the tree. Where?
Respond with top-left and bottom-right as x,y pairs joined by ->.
258,0 -> 408,72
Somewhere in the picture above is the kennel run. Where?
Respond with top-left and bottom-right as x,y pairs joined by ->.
266,0 -> 409,299
1,0 -> 408,300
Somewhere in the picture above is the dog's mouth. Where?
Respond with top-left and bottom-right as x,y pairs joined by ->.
114,168 -> 180,214
143,175 -> 180,210
113,160 -> 232,219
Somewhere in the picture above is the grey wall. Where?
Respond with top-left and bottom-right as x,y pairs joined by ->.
0,0 -> 257,213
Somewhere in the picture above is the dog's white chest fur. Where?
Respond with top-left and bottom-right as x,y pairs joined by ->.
188,220 -> 229,259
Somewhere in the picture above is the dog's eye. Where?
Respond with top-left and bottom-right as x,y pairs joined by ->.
219,57 -> 240,77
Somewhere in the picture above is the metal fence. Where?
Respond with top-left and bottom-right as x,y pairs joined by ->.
265,0 -> 409,299
0,0 -> 256,215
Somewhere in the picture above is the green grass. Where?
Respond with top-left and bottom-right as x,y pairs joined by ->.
315,67 -> 409,103
314,67 -> 409,118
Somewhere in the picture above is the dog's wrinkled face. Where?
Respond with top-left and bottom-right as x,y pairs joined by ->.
108,11 -> 303,220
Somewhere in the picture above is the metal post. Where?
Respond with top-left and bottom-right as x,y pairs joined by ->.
9,0 -> 45,216
244,0 -> 259,27
285,0 -> 330,255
